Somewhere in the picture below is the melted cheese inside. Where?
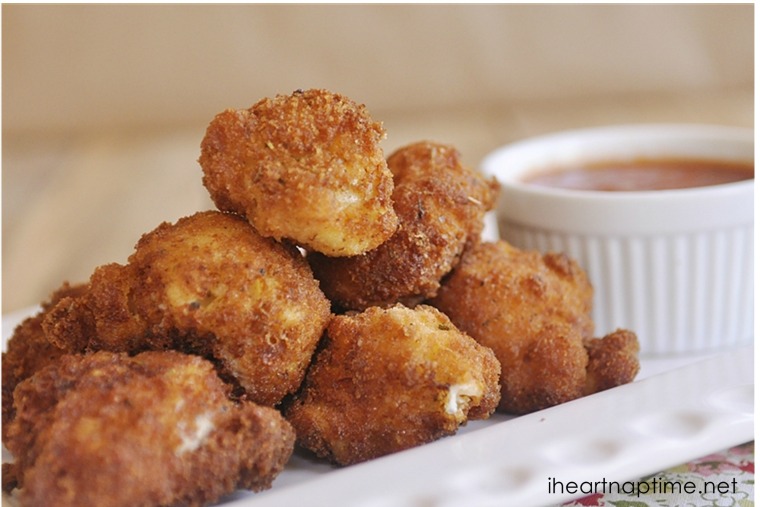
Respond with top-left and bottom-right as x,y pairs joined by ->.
445,381 -> 481,418
175,412 -> 216,455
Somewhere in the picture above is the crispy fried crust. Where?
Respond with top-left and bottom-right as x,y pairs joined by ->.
199,89 -> 398,256
583,329 -> 641,394
308,141 -> 499,310
430,241 -> 606,414
284,304 -> 500,466
4,351 -> 295,507
1,282 -> 87,438
43,211 -> 332,406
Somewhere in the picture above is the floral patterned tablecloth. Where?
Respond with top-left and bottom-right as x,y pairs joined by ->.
562,442 -> 754,507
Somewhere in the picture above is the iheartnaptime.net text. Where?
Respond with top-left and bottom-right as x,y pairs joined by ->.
548,476 -> 738,498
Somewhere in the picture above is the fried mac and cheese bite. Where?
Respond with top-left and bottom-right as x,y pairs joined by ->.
284,304 -> 500,466
308,141 -> 499,310
2,283 -> 86,437
4,351 -> 295,507
43,211 -> 332,406
199,88 -> 398,256
430,240 -> 639,414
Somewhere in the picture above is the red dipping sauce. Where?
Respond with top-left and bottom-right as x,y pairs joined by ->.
523,159 -> 754,191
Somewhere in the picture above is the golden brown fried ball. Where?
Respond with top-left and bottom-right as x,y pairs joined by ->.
583,329 -> 640,395
430,241 -> 638,414
308,141 -> 499,310
284,304 -> 500,466
2,283 -> 86,438
44,211 -> 332,406
199,88 -> 398,256
4,351 -> 295,507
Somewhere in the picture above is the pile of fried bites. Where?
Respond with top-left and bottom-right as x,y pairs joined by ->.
2,89 -> 640,507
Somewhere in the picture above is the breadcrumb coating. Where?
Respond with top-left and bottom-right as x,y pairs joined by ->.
309,141 -> 499,310
199,89 -> 398,256
1,283 -> 86,437
284,304 -> 500,466
4,351 -> 295,507
430,241 -> 639,414
43,211 -> 332,406
583,329 -> 640,395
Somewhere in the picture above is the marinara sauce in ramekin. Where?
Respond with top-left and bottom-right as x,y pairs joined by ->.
481,124 -> 753,356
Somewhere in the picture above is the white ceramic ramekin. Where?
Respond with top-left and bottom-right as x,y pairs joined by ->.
481,124 -> 754,356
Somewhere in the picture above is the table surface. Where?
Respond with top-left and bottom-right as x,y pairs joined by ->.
558,441 -> 754,507
2,89 -> 754,506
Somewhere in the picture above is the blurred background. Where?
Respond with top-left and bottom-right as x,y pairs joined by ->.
2,4 -> 753,314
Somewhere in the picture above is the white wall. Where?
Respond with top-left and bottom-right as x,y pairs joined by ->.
3,4 -> 753,134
